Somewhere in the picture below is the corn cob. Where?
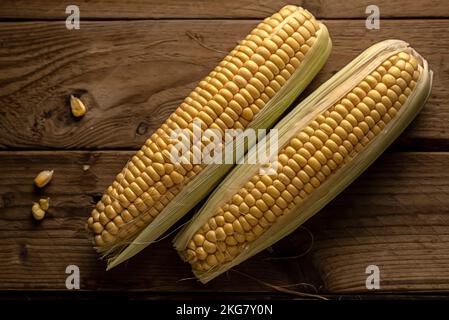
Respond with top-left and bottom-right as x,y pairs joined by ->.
174,40 -> 433,283
87,5 -> 332,268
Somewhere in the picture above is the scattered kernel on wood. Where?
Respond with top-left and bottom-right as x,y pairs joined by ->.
83,165 -> 90,171
39,198 -> 50,211
34,170 -> 54,188
32,202 -> 46,220
70,95 -> 87,117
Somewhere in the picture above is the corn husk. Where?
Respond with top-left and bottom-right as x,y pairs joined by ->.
174,39 -> 433,283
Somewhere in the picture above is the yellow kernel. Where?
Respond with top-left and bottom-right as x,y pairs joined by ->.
34,170 -> 54,188
382,74 -> 396,87
398,52 -> 410,61
310,136 -> 324,149
215,227 -> 226,240
70,95 -> 87,117
275,196 -> 288,209
347,133 -> 358,145
389,66 -> 401,78
255,199 -> 268,212
245,214 -> 259,227
232,220 -> 244,233
353,127 -> 365,140
391,84 -> 402,96
267,178 -> 285,192
337,123 -> 350,137
381,96 -> 393,108
38,197 -> 50,211
223,223 -> 234,235
101,230 -> 115,244
404,62 -> 415,75
238,217 -> 252,232
370,82 -> 388,95
241,108 -> 254,121
191,233 -> 205,246
195,247 -> 208,260
397,78 -> 408,90
244,194 -> 256,206
203,240 -> 216,254
105,221 -> 119,235
334,104 -> 348,118
356,104 -> 370,118
224,211 -> 236,223
330,111 -> 343,123
375,103 -> 387,115
351,108 -> 365,122
206,254 -> 218,266
31,202 -> 46,220
249,205 -> 263,219
340,119 -> 353,132
253,224 -> 264,237
308,157 -> 321,172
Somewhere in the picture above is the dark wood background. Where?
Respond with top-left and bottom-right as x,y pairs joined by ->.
1,0 -> 449,299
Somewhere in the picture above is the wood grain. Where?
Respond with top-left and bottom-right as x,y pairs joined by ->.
0,151 -> 448,293
311,152 -> 449,292
0,19 -> 447,150
0,0 -> 447,19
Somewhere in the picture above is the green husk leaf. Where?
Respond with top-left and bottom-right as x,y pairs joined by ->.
174,39 -> 433,283
105,22 -> 332,269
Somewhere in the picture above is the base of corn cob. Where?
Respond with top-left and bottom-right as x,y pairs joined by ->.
174,39 -> 433,283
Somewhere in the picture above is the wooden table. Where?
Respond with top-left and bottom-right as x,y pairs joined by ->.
1,0 -> 448,299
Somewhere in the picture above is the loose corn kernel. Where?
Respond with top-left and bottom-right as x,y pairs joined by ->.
34,170 -> 54,188
32,202 -> 46,220
70,95 -> 87,117
39,198 -> 50,211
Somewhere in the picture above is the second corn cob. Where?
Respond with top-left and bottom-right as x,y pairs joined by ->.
174,39 -> 433,283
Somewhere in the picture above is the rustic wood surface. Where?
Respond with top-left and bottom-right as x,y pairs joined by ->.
0,0 -> 448,298
1,19 -> 448,149
1,152 -> 448,293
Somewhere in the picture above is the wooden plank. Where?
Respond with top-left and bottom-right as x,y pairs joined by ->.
310,152 -> 449,293
0,0 -> 447,19
0,19 -> 447,150
0,151 -> 448,293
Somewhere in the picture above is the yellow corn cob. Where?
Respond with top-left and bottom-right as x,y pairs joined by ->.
87,5 -> 332,268
174,40 -> 433,283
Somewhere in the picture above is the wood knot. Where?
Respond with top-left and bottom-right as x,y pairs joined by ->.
1,192 -> 14,208
136,122 -> 150,136
19,243 -> 28,264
